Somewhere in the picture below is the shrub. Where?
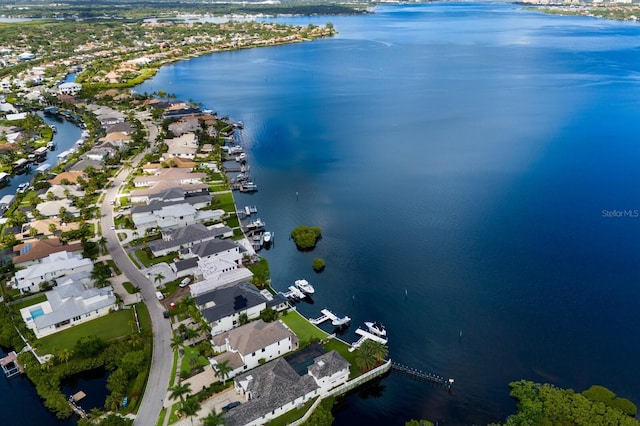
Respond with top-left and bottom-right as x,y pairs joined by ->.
290,226 -> 322,250
312,258 -> 325,272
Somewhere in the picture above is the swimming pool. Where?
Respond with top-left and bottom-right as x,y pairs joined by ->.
29,307 -> 45,319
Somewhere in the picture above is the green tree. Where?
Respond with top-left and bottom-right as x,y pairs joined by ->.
74,335 -> 105,358
180,397 -> 201,426
312,258 -> 325,272
154,272 -> 165,286
202,408 -> 225,426
238,312 -> 249,326
290,225 -> 322,250
355,339 -> 387,372
170,381 -> 192,403
214,360 -> 232,384
57,347 -> 73,365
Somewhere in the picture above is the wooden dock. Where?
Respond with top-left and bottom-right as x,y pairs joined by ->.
391,362 -> 454,390
0,351 -> 23,377
68,393 -> 88,418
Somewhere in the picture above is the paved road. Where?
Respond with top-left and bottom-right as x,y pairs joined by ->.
100,120 -> 172,425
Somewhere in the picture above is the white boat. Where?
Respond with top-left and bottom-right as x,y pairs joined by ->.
235,153 -> 247,162
295,279 -> 315,295
364,321 -> 387,337
332,315 -> 351,327
263,231 -> 272,243
16,182 -> 30,193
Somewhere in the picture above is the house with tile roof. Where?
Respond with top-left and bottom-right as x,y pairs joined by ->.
211,320 -> 298,379
47,171 -> 87,185
12,238 -> 83,267
130,182 -> 209,204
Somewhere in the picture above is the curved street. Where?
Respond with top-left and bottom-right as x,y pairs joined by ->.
99,120 -> 173,426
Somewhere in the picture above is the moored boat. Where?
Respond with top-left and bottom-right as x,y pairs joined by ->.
295,279 -> 315,295
263,231 -> 272,243
364,321 -> 386,337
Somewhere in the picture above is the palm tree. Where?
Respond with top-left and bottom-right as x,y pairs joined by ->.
170,381 -> 192,403
202,408 -> 226,426
355,340 -> 379,372
154,272 -> 165,286
128,333 -> 143,349
104,393 -> 121,412
170,335 -> 184,352
214,360 -> 232,385
57,347 -> 73,365
98,236 -> 108,255
180,397 -> 201,426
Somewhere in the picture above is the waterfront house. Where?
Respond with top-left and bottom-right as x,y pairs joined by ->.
168,119 -> 201,137
129,182 -> 209,204
195,282 -> 267,336
225,349 -> 349,426
165,133 -> 199,159
188,266 -> 254,296
58,82 -> 82,96
48,171 -> 87,185
13,251 -> 94,294
211,320 -> 298,379
131,202 -> 223,232
133,168 -> 206,188
16,219 -> 80,242
36,199 -> 80,219
225,358 -> 320,426
142,157 -> 198,174
19,272 -> 116,338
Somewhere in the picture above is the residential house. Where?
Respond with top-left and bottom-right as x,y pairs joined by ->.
211,320 -> 298,379
13,251 -> 93,294
307,350 -> 350,393
19,273 -> 116,338
48,171 -> 87,185
168,118 -> 201,137
195,282 -> 267,336
131,202 -> 223,232
188,266 -> 254,296
12,238 -> 83,268
129,182 -> 209,204
133,168 -> 205,188
16,219 -> 80,242
105,121 -> 135,135
165,133 -> 199,159
225,349 -> 349,426
98,131 -> 132,147
148,223 -> 230,257
225,358 -> 319,426
142,157 -> 198,174
36,199 -> 80,219
58,82 -> 82,96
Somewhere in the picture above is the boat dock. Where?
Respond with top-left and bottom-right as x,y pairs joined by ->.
68,392 -> 87,418
349,327 -> 389,352
284,286 -> 306,300
0,351 -> 23,377
391,362 -> 454,390
309,309 -> 351,327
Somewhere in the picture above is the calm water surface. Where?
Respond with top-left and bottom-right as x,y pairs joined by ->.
138,3 -> 638,424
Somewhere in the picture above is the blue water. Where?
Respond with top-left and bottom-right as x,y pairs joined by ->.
138,4 -> 640,424
0,114 -> 82,200
30,306 -> 45,319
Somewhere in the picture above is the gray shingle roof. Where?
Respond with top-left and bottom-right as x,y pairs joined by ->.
130,194 -> 211,215
148,223 -> 231,253
225,358 -> 319,426
189,239 -> 239,258
308,350 -> 350,379
173,257 -> 199,272
197,282 -> 266,323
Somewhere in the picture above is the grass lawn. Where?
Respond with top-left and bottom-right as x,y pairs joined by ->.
280,310 -> 328,344
134,248 -> 177,268
181,346 -> 209,377
36,309 -> 135,354
267,397 -> 317,426
214,192 -> 236,213
107,259 -> 122,275
12,294 -> 48,310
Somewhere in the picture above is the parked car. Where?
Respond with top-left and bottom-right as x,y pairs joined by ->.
222,401 -> 240,412
155,291 -> 164,300
179,277 -> 191,288
163,311 -> 170,318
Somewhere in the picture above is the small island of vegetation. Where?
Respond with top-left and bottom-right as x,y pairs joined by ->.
290,225 -> 322,250
312,257 -> 325,272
